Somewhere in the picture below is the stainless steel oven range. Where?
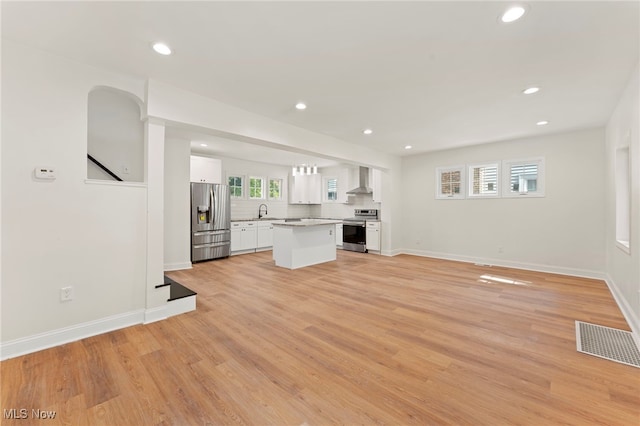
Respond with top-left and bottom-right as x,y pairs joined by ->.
343,209 -> 378,253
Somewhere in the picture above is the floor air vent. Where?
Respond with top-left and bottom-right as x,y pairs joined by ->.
575,321 -> 640,368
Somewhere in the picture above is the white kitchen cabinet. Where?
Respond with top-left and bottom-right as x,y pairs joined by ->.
288,174 -> 321,204
190,156 -> 222,184
257,221 -> 274,250
335,223 -> 343,248
231,221 -> 257,253
366,221 -> 381,252
370,168 -> 383,203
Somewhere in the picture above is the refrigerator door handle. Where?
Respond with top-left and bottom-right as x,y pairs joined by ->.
210,187 -> 215,225
194,230 -> 228,236
193,241 -> 231,249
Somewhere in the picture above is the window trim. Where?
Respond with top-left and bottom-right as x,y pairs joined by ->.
435,166 -> 465,199
501,157 -> 546,198
268,177 -> 284,201
227,173 -> 245,199
248,175 -> 266,200
323,176 -> 339,203
467,162 -> 501,199
615,146 -> 631,254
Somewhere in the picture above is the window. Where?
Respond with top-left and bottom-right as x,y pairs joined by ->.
228,175 -> 244,198
249,176 -> 265,199
615,146 -> 630,253
323,177 -> 338,202
502,158 -> 545,197
468,163 -> 500,198
268,178 -> 283,200
436,166 -> 465,199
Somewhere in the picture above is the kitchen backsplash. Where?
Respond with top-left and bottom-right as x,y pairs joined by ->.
311,194 -> 380,218
231,196 -> 380,220
230,199 -> 311,220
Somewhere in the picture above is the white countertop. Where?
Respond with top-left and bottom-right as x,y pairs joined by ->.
272,219 -> 342,227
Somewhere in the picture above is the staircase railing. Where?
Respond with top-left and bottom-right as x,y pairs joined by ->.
87,154 -> 123,182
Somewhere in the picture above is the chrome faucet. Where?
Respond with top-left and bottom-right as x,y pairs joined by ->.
258,203 -> 268,219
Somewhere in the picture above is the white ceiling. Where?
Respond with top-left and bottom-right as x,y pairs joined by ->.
3,1 -> 639,166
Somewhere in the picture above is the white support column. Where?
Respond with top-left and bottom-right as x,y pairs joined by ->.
144,120 -> 169,323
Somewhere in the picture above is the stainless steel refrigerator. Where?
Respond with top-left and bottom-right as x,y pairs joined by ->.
191,183 -> 231,262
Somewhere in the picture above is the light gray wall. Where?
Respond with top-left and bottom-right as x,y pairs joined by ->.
605,63 -> 640,335
1,41 -> 147,346
401,128 -> 606,276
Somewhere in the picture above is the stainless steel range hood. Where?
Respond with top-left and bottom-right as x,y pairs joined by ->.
346,166 -> 372,195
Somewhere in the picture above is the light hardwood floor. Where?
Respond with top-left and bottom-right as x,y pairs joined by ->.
2,251 -> 639,425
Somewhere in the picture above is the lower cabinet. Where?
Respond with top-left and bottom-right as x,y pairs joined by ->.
335,223 -> 343,248
231,221 -> 277,253
231,221 -> 257,252
366,221 -> 380,252
257,222 -> 274,249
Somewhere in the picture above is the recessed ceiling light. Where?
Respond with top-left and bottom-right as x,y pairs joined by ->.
295,102 -> 307,110
523,87 -> 540,95
363,128 -> 373,135
536,120 -> 549,126
200,143 -> 208,147
501,6 -> 526,23
405,145 -> 412,150
152,42 -> 172,56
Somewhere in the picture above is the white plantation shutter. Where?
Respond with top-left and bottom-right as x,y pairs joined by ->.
436,166 -> 465,199
502,158 -> 545,197
327,178 -> 337,200
469,163 -> 499,197
509,164 -> 538,192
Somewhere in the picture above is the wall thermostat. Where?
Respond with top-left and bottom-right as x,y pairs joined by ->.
34,166 -> 57,180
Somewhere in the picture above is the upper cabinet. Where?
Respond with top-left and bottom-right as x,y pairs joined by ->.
289,174 -> 321,204
190,156 -> 222,184
370,168 -> 382,203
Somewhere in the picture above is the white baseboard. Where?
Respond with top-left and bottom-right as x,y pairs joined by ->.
383,248 -> 404,257
604,274 -> 640,347
400,248 -> 606,280
166,295 -> 196,318
399,249 -> 640,344
143,305 -> 168,324
164,262 -> 192,271
0,309 -> 145,361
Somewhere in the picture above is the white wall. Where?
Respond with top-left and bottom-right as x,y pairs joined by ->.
146,80 -> 404,255
87,88 -> 145,182
219,156 -> 307,220
1,41 -> 148,357
401,128 -> 606,277
605,63 -> 640,336
164,138 -> 192,271
312,164 -> 381,219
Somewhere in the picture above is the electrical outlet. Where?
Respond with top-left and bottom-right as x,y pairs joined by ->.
60,286 -> 74,302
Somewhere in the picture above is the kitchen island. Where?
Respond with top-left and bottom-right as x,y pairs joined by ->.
272,219 -> 342,269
